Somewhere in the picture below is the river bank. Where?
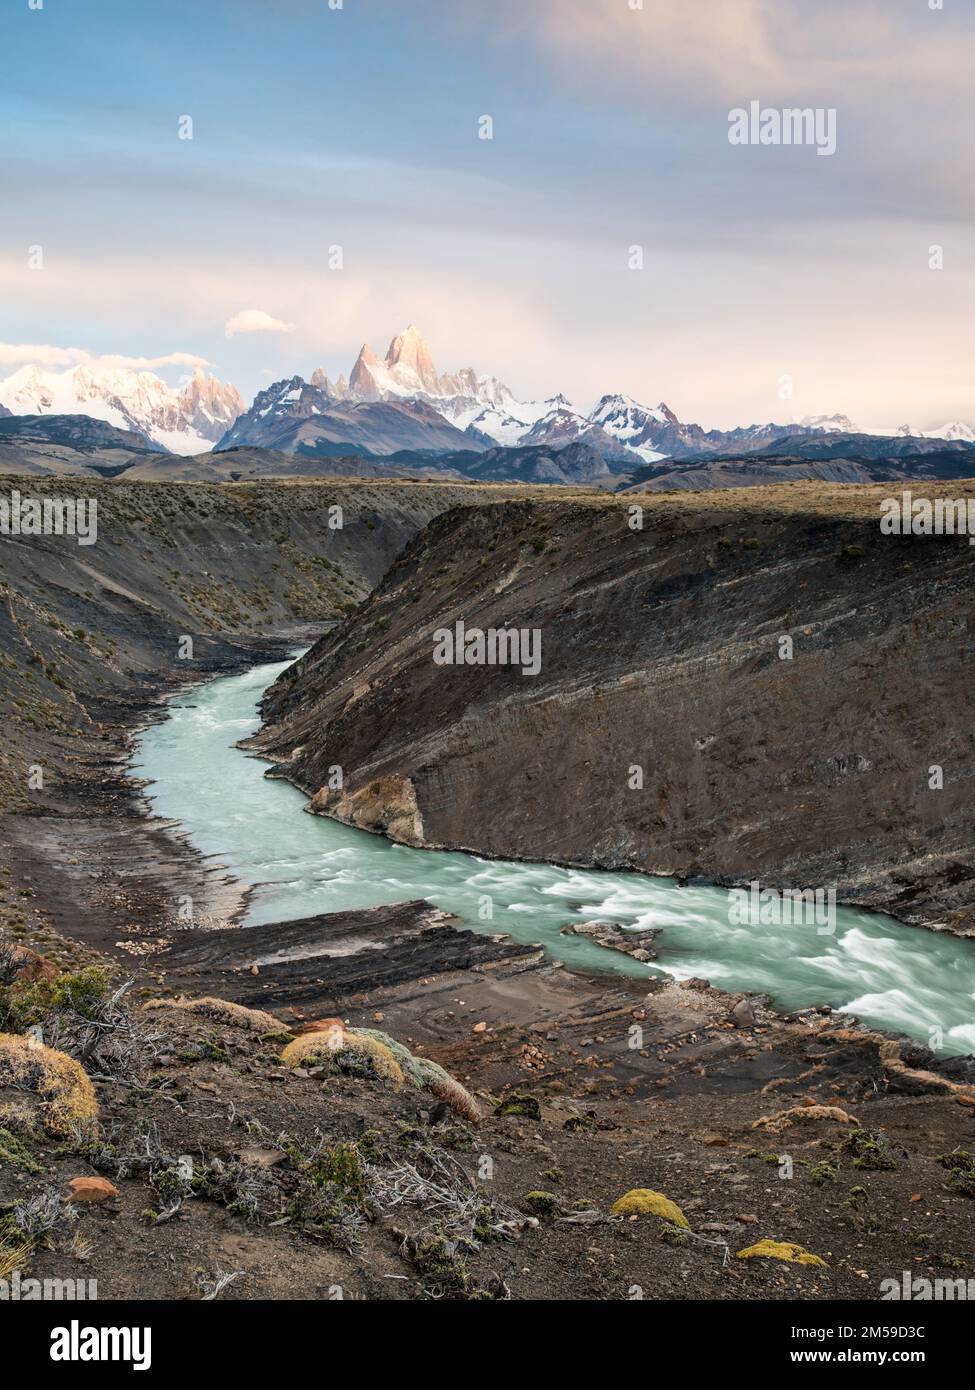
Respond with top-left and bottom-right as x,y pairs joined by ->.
125,657 -> 975,1057
0,475 -> 537,965
3,642 -> 975,1305
251,485 -> 975,940
3,478 -> 974,1302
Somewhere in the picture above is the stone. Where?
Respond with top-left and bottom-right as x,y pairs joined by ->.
560,921 -> 659,961
730,998 -> 757,1028
7,946 -> 59,984
293,1016 -> 345,1036
237,1147 -> 286,1169
67,1177 -> 118,1204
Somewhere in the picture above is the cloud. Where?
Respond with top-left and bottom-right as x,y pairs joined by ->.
0,342 -> 211,370
392,0 -> 971,104
224,309 -> 296,338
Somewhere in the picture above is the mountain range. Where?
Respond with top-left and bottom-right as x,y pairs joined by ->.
1,326 -> 972,477
4,411 -> 975,496
0,363 -> 243,454
0,413 -> 162,478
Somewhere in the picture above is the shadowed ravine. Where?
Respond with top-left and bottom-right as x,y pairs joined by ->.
133,657 -> 975,1056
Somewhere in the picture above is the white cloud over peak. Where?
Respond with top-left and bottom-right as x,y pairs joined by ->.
0,342 -> 211,370
224,309 -> 296,338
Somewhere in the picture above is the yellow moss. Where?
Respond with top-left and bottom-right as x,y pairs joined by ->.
611,1189 -> 689,1227
281,1027 -> 345,1067
0,1033 -> 98,1136
736,1239 -> 827,1268
143,996 -> 281,1032
281,1028 -> 404,1089
342,1031 -> 405,1088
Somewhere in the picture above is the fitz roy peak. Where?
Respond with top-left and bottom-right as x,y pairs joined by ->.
221,326 -> 975,467
346,324 -> 514,408
3,326 -> 973,466
215,326 -> 706,462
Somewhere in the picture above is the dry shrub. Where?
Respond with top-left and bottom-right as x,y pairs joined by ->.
351,1028 -> 427,1087
752,1104 -> 859,1134
0,1033 -> 98,1136
143,997 -> 280,1032
414,1057 -> 481,1123
281,1028 -> 404,1089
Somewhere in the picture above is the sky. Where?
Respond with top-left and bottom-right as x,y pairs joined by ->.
0,0 -> 972,431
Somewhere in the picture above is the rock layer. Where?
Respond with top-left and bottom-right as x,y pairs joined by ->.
252,483 -> 975,934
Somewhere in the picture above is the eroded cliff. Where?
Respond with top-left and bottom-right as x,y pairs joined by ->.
253,482 -> 975,934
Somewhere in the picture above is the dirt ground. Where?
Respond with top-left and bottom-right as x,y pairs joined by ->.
3,924 -> 974,1301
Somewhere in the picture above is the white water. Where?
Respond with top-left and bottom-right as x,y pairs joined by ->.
132,658 -> 975,1057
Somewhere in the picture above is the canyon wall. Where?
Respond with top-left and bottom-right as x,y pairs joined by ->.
253,483 -> 975,935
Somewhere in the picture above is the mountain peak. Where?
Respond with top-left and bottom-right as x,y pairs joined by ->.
349,344 -> 383,399
926,420 -> 975,443
384,325 -> 438,392
799,412 -> 858,434
0,360 -> 242,454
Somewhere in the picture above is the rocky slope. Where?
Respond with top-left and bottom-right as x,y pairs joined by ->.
0,414 -> 163,477
3,912 -> 974,1304
215,380 -> 485,458
0,475 -> 534,818
119,446 -> 464,483
430,440 -> 619,486
0,473 -> 578,975
252,482 -> 975,935
4,472 -> 975,1305
621,445 -> 975,493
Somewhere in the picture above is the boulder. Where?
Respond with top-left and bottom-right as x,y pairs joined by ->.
560,921 -> 659,962
3,946 -> 59,984
67,1176 -> 119,1204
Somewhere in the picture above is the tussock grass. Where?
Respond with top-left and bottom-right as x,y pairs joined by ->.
143,996 -> 281,1032
0,1033 -> 98,1136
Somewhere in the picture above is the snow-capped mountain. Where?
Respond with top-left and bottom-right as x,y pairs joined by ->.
799,413 -> 859,433
585,394 -> 680,462
6,326 -> 970,467
324,329 -> 680,460
344,324 -> 513,409
925,421 -> 975,443
323,329 -> 897,464
302,327 -> 586,453
876,420 -> 975,443
215,374 -> 485,457
0,363 -> 244,455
